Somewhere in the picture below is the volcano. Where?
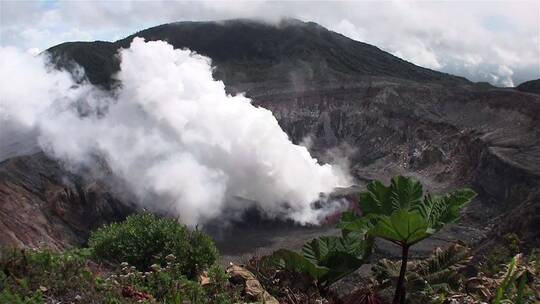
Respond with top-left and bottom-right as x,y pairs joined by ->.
1,19 -> 539,256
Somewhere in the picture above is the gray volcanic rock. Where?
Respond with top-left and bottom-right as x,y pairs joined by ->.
0,153 -> 134,249
250,77 -> 540,252
516,79 -> 540,95
2,19 -> 539,252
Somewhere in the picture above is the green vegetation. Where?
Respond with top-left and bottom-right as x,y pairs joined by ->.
0,248 -> 118,303
467,253 -> 539,303
1,175 -> 539,303
0,214 -> 238,304
265,233 -> 372,291
340,175 -> 476,303
105,256 -> 239,303
89,213 -> 218,278
0,247 -> 239,303
371,243 -> 540,303
241,175 -> 539,303
481,233 -> 522,275
373,243 -> 472,303
492,254 -> 536,304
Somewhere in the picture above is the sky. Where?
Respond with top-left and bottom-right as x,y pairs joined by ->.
1,0 -> 539,87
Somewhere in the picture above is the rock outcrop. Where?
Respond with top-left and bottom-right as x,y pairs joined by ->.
0,153 -> 134,249
227,264 -> 279,304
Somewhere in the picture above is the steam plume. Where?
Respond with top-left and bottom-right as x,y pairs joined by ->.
0,38 -> 350,225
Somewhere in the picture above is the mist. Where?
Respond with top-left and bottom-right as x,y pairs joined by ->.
0,38 -> 351,225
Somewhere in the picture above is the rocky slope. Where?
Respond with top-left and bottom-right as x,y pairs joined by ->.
516,79 -> 540,95
0,153 -> 134,249
254,78 -> 540,252
2,19 -> 539,253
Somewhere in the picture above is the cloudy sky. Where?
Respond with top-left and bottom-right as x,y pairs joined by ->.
1,0 -> 539,87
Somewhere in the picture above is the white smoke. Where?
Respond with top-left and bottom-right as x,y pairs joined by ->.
0,38 -> 351,225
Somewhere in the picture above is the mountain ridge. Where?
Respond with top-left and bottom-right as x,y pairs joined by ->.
516,79 -> 540,95
47,18 -> 469,89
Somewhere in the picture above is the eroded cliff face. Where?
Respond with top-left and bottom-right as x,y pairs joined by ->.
241,78 -> 540,249
0,153 -> 134,250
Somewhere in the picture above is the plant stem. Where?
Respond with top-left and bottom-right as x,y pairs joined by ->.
393,245 -> 409,304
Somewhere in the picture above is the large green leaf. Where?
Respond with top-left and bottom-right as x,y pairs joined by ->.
323,251 -> 366,283
370,210 -> 431,246
337,211 -> 375,236
359,176 -> 424,216
268,249 -> 328,280
436,189 -> 476,224
412,188 -> 476,230
358,180 -> 393,215
302,236 -> 335,266
302,235 -> 368,265
335,233 -> 372,258
354,176 -> 476,303
357,176 -> 476,246
268,234 -> 370,286
390,175 -> 423,210
302,235 -> 368,283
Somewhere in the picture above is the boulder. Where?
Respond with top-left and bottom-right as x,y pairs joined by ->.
227,264 -> 279,304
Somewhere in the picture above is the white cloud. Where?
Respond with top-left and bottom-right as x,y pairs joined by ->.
1,1 -> 539,87
0,39 -> 351,225
331,20 -> 366,42
391,39 -> 443,70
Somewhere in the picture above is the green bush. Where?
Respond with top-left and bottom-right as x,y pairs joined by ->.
0,246 -> 238,304
0,248 -> 120,303
265,234 -> 372,292
343,175 -> 476,303
373,243 -> 472,304
0,290 -> 44,304
110,257 -> 239,303
88,213 -> 218,278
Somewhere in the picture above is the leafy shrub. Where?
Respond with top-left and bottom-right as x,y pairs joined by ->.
0,246 -> 240,304
265,234 -> 372,291
109,258 -> 239,303
0,247 -> 120,303
467,253 -> 539,303
89,213 -> 218,277
493,254 -> 536,303
343,175 -> 476,303
0,290 -> 44,304
481,233 -> 523,276
373,243 -> 472,304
